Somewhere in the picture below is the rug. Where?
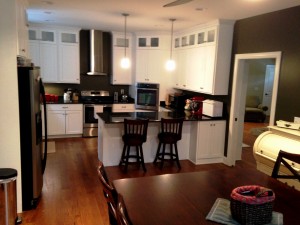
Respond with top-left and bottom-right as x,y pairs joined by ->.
250,127 -> 268,136
206,198 -> 283,225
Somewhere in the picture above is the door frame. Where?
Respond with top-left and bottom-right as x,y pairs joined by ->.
224,51 -> 282,166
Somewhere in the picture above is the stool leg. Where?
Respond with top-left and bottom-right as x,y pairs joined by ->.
174,143 -> 181,169
170,143 -> 173,161
160,143 -> 166,169
119,144 -> 127,166
136,146 -> 140,168
124,145 -> 130,172
139,145 -> 146,172
153,142 -> 161,163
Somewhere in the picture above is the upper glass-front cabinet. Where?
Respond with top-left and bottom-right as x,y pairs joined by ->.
60,32 -> 78,44
197,27 -> 216,45
138,37 -> 159,48
29,29 -> 56,43
115,37 -> 129,47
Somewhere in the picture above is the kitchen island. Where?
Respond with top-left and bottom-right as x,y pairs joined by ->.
97,111 -> 226,166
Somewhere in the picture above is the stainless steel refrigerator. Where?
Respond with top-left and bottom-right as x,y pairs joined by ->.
17,66 -> 48,211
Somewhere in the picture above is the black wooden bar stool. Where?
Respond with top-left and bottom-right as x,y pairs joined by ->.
153,118 -> 184,169
119,119 -> 149,172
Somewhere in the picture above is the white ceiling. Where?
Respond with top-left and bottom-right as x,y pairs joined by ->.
27,0 -> 300,32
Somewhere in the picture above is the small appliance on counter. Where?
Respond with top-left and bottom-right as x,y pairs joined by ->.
169,93 -> 191,111
120,89 -> 128,102
189,96 -> 205,114
202,100 -> 223,117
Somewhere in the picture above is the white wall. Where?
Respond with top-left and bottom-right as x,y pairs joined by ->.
0,0 -> 22,213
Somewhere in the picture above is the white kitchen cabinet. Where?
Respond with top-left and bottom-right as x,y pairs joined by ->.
29,28 -> 58,82
112,104 -> 135,112
16,0 -> 29,57
58,30 -> 80,83
189,120 -> 226,164
46,104 -> 83,136
111,32 -> 133,85
136,49 -> 167,83
173,20 -> 234,95
173,48 -> 188,89
28,25 -> 80,83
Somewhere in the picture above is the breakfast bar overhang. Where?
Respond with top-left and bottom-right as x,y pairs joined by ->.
97,111 -> 226,166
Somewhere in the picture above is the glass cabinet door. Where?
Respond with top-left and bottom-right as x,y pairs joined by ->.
60,32 -> 77,44
138,38 -> 147,47
150,37 -> 159,47
116,37 -> 129,47
207,29 -> 216,43
197,32 -> 205,44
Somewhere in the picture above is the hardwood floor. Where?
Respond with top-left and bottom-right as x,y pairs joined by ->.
20,128 -> 260,225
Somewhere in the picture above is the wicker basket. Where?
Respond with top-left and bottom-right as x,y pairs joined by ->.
230,185 -> 275,225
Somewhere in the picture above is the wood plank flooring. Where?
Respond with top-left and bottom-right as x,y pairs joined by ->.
20,123 -> 262,225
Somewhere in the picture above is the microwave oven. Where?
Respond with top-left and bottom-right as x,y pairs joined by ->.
135,83 -> 160,111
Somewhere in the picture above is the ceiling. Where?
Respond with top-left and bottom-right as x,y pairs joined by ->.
27,0 -> 300,32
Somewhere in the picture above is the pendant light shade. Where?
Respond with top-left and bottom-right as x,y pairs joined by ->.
166,18 -> 176,71
121,13 -> 130,69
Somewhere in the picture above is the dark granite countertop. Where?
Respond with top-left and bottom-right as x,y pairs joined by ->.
97,111 -> 225,124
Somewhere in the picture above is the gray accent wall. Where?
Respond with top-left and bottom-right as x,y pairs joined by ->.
230,6 -> 300,122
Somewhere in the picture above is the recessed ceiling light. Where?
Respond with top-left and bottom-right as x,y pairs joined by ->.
195,7 -> 206,11
41,1 -> 53,5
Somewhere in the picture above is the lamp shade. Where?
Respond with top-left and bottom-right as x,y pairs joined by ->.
121,57 -> 130,69
166,59 -> 176,71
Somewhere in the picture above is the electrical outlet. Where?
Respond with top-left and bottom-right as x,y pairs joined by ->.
294,117 -> 300,123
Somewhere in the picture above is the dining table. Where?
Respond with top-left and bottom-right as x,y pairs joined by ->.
112,168 -> 300,225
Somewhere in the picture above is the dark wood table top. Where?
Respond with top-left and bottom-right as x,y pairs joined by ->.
113,168 -> 300,225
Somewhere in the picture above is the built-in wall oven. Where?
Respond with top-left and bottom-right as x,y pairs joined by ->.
135,82 -> 160,111
81,90 -> 113,137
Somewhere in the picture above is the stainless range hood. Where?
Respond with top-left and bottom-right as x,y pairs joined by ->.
87,30 -> 111,75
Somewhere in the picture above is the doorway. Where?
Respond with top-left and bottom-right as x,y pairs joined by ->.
225,52 -> 282,166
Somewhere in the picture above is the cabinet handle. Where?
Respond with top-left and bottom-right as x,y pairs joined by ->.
62,107 -> 68,109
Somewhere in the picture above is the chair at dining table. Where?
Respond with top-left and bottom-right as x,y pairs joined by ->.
153,117 -> 184,169
97,161 -> 118,225
119,118 -> 149,172
271,150 -> 300,182
116,193 -> 133,225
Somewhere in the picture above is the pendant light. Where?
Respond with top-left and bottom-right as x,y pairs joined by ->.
120,13 -> 130,69
166,18 -> 176,71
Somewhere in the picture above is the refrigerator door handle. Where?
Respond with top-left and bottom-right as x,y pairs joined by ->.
39,78 -> 48,174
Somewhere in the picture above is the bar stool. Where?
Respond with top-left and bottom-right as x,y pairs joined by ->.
119,119 -> 149,172
153,118 -> 184,169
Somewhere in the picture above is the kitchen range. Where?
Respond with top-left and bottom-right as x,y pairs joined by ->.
81,90 -> 113,137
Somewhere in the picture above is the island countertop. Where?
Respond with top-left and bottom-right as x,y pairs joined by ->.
97,110 -> 225,124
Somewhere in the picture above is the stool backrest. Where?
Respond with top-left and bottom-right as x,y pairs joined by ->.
161,118 -> 184,140
97,161 -> 118,222
124,119 -> 149,142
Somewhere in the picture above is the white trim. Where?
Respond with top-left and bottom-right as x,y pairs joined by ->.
224,51 -> 282,166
